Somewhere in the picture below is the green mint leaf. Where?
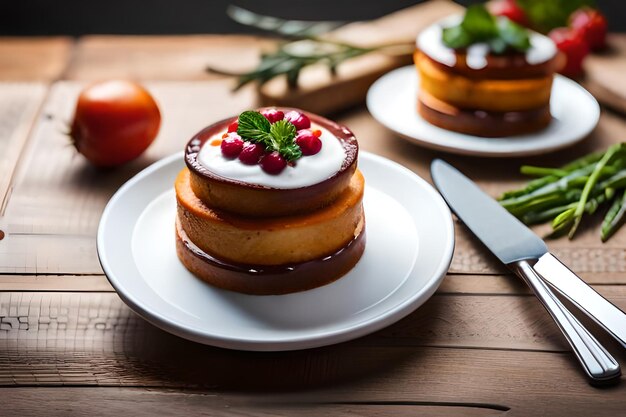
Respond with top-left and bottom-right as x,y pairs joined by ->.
488,37 -> 508,54
497,18 -> 531,52
442,4 -> 531,54
461,5 -> 498,41
269,119 -> 296,146
280,143 -> 303,162
237,110 -> 274,147
442,25 -> 472,49
270,120 -> 302,162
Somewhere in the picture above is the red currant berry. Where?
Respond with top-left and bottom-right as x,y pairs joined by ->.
220,133 -> 244,158
295,130 -> 322,156
570,8 -> 607,51
260,151 -> 287,174
238,142 -> 265,165
261,108 -> 285,124
284,110 -> 311,130
549,27 -> 589,78
227,120 -> 238,132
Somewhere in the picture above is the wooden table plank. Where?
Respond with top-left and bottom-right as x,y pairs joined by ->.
66,35 -> 274,81
0,83 -> 48,215
1,287 -> 625,358
0,275 -> 113,292
0,388 -> 507,417
0,38 -> 73,81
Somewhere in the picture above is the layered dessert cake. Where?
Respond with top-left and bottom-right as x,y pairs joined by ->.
414,6 -> 563,137
175,108 -> 365,295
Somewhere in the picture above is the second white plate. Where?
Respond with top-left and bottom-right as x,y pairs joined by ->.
366,66 -> 600,157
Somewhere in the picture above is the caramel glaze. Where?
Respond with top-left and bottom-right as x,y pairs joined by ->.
185,107 -> 358,218
175,217 -> 366,295
415,50 -> 564,80
418,91 -> 552,137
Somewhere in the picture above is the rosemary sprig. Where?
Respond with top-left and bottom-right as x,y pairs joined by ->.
208,6 -> 413,90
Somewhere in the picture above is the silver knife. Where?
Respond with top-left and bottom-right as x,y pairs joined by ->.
431,159 -> 621,383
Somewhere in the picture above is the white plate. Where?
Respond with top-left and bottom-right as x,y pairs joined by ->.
366,66 -> 600,157
97,151 -> 454,351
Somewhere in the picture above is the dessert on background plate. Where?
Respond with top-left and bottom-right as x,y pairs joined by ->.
414,5 -> 563,137
175,108 -> 365,295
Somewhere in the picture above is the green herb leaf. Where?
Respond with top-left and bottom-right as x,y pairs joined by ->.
497,18 -> 531,51
236,111 -> 303,162
280,143 -> 303,162
270,120 -> 302,161
488,37 -> 508,54
270,119 -> 296,145
461,4 -> 498,41
442,4 -> 530,54
237,111 -> 274,146
442,25 -> 472,49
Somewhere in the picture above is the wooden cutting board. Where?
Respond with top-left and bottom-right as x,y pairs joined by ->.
585,34 -> 626,114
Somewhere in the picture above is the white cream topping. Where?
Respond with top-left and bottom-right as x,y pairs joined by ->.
416,15 -> 557,70
197,124 -> 346,189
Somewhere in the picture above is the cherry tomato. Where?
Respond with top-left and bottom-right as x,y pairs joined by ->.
490,0 -> 528,27
70,80 -> 161,167
570,8 -> 608,51
549,27 -> 590,78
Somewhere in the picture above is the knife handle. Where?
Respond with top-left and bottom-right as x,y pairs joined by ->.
535,253 -> 626,349
513,260 -> 621,384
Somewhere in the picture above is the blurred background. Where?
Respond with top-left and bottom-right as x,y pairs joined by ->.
2,0 -> 623,36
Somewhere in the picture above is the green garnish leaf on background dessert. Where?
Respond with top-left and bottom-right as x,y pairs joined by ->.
442,4 -> 531,53
497,17 -> 532,51
237,111 -> 302,162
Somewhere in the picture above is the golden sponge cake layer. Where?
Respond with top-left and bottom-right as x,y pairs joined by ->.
415,51 -> 553,112
176,167 -> 365,266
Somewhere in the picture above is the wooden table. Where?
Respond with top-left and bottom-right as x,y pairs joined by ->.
2,34 -> 626,417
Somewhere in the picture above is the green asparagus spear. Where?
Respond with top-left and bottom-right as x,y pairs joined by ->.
499,143 -> 626,242
601,189 -> 626,242
569,143 -> 626,239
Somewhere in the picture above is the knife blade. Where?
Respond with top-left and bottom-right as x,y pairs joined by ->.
431,159 -> 621,383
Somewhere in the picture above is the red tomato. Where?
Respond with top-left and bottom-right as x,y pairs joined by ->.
549,27 -> 590,78
570,8 -> 608,51
490,0 -> 528,27
70,80 -> 161,167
